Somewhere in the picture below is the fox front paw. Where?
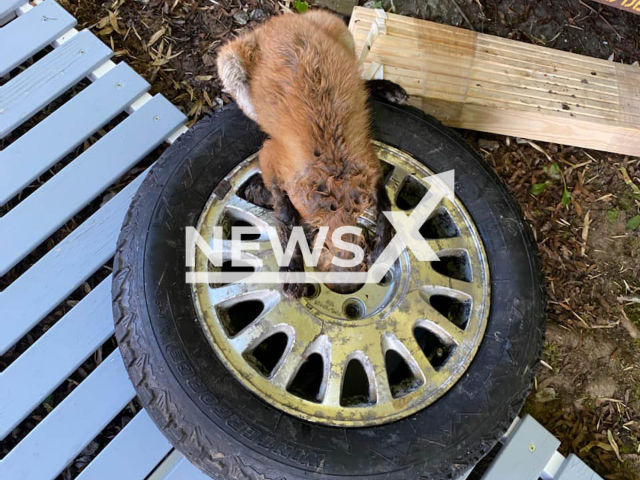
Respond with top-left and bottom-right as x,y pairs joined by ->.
366,79 -> 409,105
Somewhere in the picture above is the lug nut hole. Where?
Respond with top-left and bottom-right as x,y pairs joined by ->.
304,283 -> 320,299
378,270 -> 393,286
343,299 -> 365,320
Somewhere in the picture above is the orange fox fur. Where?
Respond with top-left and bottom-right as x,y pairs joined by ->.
217,11 -> 383,281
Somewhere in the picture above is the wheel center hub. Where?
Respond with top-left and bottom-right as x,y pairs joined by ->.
301,261 -> 405,323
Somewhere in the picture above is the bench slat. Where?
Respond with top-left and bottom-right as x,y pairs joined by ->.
555,454 -> 603,480
0,29 -> 112,138
0,0 -> 28,18
0,351 -> 135,480
148,451 -> 211,480
481,414 -> 560,480
0,62 -> 149,205
0,278 -> 113,440
76,410 -> 172,480
0,172 -> 145,356
0,0 -> 77,77
0,94 -> 186,276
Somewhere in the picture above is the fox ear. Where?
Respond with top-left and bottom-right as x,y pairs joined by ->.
216,36 -> 259,122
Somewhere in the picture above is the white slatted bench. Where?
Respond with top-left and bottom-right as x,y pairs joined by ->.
0,2 -> 604,480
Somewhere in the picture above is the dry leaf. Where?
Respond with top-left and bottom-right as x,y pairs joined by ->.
203,90 -> 213,108
97,26 -> 114,37
96,16 -> 110,29
152,58 -> 171,66
526,140 -> 553,163
188,99 -> 204,117
147,27 -> 166,48
108,11 -> 121,34
195,75 -> 213,81
608,430 -> 622,462
580,440 -> 613,454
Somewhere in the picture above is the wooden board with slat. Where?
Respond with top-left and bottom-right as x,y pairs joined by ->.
349,7 -> 640,156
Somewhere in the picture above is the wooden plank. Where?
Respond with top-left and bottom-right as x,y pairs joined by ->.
352,21 -> 627,86
76,410 -> 172,480
351,21 -> 635,92
0,351 -> 136,480
480,414 -> 560,480
0,62 -> 149,205
0,94 -> 186,276
0,171 -> 145,356
555,454 -> 604,480
0,0 -> 77,76
351,25 -> 634,96
407,96 -> 640,156
352,9 -> 632,77
0,278 -> 113,440
148,451 -> 211,480
0,29 -> 113,139
0,0 -> 28,18
349,7 -> 640,156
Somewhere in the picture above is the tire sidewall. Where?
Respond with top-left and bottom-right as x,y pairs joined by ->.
113,102 -> 545,480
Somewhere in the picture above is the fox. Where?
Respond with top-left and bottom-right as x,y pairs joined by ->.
216,10 -> 408,299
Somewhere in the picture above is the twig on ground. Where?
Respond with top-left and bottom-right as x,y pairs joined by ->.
447,0 -> 475,31
619,307 -> 640,339
581,210 -> 590,256
618,295 -> 640,304
578,0 -> 623,40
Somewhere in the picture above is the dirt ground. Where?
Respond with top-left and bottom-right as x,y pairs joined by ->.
9,0 -> 640,478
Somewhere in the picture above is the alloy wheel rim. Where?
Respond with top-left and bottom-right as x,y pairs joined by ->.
191,142 -> 490,427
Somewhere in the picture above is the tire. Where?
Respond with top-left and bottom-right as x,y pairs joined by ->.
112,100 -> 545,480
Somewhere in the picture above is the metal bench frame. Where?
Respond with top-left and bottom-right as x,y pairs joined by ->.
0,2 -> 603,479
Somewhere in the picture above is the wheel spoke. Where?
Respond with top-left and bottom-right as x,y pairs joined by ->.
365,346 -> 393,405
385,165 -> 410,201
427,270 -> 477,297
228,315 -> 275,352
406,244 -> 477,297
426,236 -> 467,252
226,195 -> 277,231
400,292 -> 465,345
323,369 -> 343,407
382,333 -> 433,385
206,282 -> 263,305
271,340 -> 304,387
403,336 -> 437,380
417,316 -> 464,346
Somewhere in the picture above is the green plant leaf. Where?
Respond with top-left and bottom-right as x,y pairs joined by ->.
531,182 -> 548,195
373,0 -> 383,7
293,0 -> 308,12
561,187 -> 572,207
627,215 -> 640,231
545,162 -> 561,180
607,210 -> 619,223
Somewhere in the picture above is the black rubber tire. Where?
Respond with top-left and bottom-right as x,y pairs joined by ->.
112,100 -> 545,480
